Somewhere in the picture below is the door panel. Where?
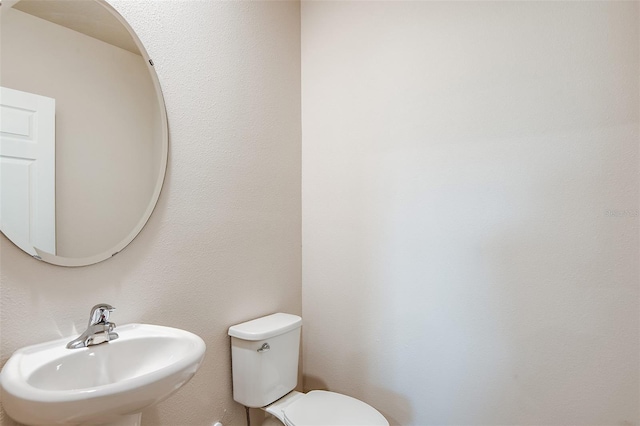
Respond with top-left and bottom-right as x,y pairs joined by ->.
0,86 -> 56,256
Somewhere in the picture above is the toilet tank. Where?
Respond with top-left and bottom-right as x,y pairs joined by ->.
228,313 -> 302,408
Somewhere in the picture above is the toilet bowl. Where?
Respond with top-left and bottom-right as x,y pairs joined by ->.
228,313 -> 388,426
263,390 -> 387,426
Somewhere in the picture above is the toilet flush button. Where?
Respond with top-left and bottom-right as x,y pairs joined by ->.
257,343 -> 270,353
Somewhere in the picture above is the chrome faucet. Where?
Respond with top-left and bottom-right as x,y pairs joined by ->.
66,303 -> 119,349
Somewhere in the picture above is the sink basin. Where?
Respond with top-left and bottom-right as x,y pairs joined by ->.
0,323 -> 206,425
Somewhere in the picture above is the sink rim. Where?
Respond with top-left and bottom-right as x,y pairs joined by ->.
0,323 -> 206,404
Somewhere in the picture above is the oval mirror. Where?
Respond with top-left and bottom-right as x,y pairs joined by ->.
0,0 -> 168,267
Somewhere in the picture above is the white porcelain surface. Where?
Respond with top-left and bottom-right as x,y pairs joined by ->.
0,323 -> 206,425
228,312 -> 302,340
283,391 -> 389,426
229,313 -> 302,408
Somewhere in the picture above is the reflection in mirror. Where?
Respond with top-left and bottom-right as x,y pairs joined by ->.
0,0 -> 167,266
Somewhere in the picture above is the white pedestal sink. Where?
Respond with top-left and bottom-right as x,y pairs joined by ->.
0,324 -> 206,425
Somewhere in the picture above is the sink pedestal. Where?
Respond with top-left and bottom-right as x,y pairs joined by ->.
104,413 -> 142,426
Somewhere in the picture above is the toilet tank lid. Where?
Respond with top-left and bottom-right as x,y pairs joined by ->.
228,313 -> 302,341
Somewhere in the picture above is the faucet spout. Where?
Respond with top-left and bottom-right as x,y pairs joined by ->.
66,304 -> 119,349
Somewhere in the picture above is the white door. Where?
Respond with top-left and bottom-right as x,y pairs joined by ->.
0,87 -> 56,256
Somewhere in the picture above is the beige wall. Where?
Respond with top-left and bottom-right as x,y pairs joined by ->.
1,8 -> 160,258
0,1 -> 301,425
302,1 -> 639,425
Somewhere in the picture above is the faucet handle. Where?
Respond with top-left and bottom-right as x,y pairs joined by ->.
88,303 -> 115,326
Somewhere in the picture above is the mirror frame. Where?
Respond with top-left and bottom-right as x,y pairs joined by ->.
1,0 -> 168,267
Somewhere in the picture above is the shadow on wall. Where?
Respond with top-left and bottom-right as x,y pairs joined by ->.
333,277 -> 416,426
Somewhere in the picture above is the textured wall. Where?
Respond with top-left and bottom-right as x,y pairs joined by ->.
302,1 -> 639,425
0,1 -> 301,425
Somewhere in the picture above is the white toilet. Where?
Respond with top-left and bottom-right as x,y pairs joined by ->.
228,313 -> 389,426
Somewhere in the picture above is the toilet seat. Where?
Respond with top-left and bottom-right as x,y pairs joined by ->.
282,391 -> 388,426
